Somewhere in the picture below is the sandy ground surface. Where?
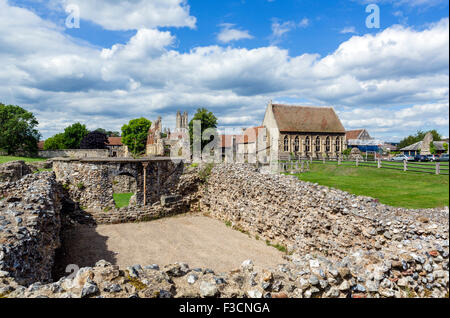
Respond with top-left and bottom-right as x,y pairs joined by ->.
55,215 -> 286,275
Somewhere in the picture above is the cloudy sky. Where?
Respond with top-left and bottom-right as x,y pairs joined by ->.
0,0 -> 448,141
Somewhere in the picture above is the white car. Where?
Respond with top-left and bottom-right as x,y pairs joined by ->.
391,155 -> 412,162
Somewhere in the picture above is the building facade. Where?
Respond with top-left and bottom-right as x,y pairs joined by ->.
262,103 -> 347,159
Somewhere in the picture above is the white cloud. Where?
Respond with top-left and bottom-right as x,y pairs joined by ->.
217,24 -> 253,43
56,0 -> 196,30
270,18 -> 309,43
340,26 -> 357,34
101,29 -> 175,60
338,101 -> 449,140
0,0 -> 448,141
299,18 -> 309,28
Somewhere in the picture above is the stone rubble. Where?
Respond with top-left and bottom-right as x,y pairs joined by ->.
199,164 -> 449,298
0,161 -> 32,183
0,172 -> 62,286
0,163 -> 448,298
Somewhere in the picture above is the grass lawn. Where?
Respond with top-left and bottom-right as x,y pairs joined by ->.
293,163 -> 449,209
0,156 -> 46,164
113,193 -> 134,208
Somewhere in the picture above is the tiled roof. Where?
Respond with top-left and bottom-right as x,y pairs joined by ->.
236,126 -> 264,144
37,141 -> 45,150
346,130 -> 364,140
272,104 -> 346,133
219,135 -> 238,148
107,137 -> 123,146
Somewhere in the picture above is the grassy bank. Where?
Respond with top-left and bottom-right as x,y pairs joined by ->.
0,156 -> 45,164
113,193 -> 134,208
293,163 -> 449,209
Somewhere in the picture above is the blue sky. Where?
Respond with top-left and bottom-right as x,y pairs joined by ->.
1,0 -> 449,141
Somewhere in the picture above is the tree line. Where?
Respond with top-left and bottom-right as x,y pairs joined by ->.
2,102 -> 446,158
1,102 -> 218,157
397,130 -> 446,154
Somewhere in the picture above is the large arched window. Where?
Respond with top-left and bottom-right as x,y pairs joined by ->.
294,136 -> 300,152
284,136 -> 289,152
336,137 -> 340,152
326,136 -> 331,152
305,136 -> 310,153
315,136 -> 321,152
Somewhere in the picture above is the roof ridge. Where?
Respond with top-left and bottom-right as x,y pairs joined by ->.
273,104 -> 333,108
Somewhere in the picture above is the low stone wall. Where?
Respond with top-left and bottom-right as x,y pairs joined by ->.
53,159 -> 187,209
85,199 -> 192,224
63,166 -> 202,225
39,149 -> 110,159
0,161 -> 32,183
200,164 -> 449,298
0,163 -> 448,298
112,174 -> 137,193
0,172 -> 62,286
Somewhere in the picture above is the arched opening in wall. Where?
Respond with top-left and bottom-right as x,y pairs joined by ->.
326,136 -> 331,153
305,136 -> 310,153
112,172 -> 137,208
284,136 -> 289,152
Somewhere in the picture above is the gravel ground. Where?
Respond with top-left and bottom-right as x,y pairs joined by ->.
56,215 -> 286,275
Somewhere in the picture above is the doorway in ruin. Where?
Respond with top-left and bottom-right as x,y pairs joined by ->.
112,172 -> 137,208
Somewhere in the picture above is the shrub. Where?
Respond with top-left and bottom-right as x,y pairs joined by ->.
198,163 -> 214,183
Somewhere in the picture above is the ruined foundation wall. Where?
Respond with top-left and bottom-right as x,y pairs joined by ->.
0,172 -> 62,286
199,164 -> 449,297
52,159 -> 185,210
53,160 -> 116,210
38,149 -> 110,159
0,161 -> 32,183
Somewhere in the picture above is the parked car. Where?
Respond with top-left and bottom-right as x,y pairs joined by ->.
427,154 -> 438,162
414,155 -> 429,162
391,155 -> 413,162
438,154 -> 449,162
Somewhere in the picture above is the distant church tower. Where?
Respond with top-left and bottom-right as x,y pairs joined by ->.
176,111 -> 182,130
176,110 -> 188,130
182,111 -> 188,129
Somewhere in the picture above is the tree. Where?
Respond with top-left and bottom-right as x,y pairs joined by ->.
444,143 -> 448,153
0,103 -> 41,155
62,123 -> 89,149
188,108 -> 218,151
80,131 -> 109,149
397,130 -> 442,150
429,142 -> 437,155
95,128 -> 120,137
121,118 -> 152,156
44,133 -> 65,150
342,148 -> 352,156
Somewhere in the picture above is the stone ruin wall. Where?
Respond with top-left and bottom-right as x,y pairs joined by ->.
200,164 -> 449,297
0,172 -> 62,286
50,159 -> 201,225
0,161 -> 32,183
52,159 -> 186,211
0,162 -> 448,298
112,174 -> 137,193
38,149 -> 110,159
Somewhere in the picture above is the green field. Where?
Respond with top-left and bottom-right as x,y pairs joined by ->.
113,193 -> 134,208
293,163 -> 449,209
0,156 -> 45,164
